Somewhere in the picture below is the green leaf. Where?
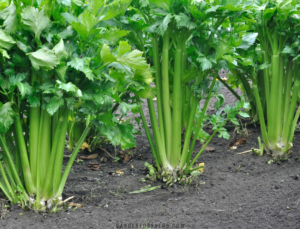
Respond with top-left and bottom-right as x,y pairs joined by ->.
100,123 -> 136,150
0,49 -> 9,59
27,48 -> 60,71
52,39 -> 68,60
0,1 -> 8,10
175,13 -> 197,30
16,82 -> 32,97
87,0 -> 104,15
238,111 -> 250,118
61,12 -> 78,24
0,29 -> 15,50
120,102 -> 140,116
140,0 -> 149,7
57,0 -> 71,6
258,62 -> 270,70
120,49 -> 149,70
237,33 -> 258,50
133,68 -> 154,84
149,0 -> 171,12
197,56 -> 212,71
102,42 -> 149,71
55,63 -> 68,82
71,10 -> 97,39
46,96 -> 64,115
21,7 -> 50,39
196,129 -> 210,143
56,80 -> 82,97
282,46 -> 295,56
16,41 -> 32,53
117,41 -> 131,57
263,7 -> 276,22
216,41 -> 234,60
218,130 -> 230,139
102,29 -> 130,44
65,97 -> 75,110
0,1 -> 18,33
27,95 -> 40,107
206,5 -> 220,14
0,102 -> 17,134
102,0 -> 133,20
101,44 -> 117,62
71,0 -> 84,6
58,29 -> 74,39
67,57 -> 95,80
56,80 -> 77,92
131,87 -> 156,99
158,14 -> 172,35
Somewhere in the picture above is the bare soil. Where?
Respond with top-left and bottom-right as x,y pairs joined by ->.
1,71 -> 300,229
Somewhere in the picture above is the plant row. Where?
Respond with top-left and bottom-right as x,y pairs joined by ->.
0,0 -> 299,212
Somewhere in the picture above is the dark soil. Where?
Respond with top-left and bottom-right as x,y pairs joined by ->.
1,72 -> 300,229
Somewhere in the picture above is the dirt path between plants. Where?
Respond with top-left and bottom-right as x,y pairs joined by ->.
1,72 -> 300,229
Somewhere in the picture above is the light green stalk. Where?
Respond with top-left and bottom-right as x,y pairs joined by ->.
13,116 -> 35,195
42,110 -> 68,199
38,109 -> 51,183
268,54 -> 280,144
0,162 -> 15,200
253,84 -> 270,147
52,112 -> 58,145
282,61 -> 293,130
162,29 -> 172,160
29,71 -> 40,186
170,40 -> 183,167
0,135 -> 25,192
182,74 -> 217,168
152,35 -> 165,146
53,110 -> 69,194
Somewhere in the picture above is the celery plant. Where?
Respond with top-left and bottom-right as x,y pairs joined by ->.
119,0 -> 249,184
0,0 -> 148,212
244,0 -> 300,159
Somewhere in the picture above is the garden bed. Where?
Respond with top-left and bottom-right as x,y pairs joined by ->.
1,85 -> 300,229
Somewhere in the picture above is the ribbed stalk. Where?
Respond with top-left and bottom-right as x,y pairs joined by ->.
261,50 -> 270,119
73,122 -> 84,143
268,55 -> 280,144
0,135 -> 25,192
253,84 -> 270,147
38,109 -> 51,184
179,96 -> 197,169
282,61 -> 293,131
0,162 -> 15,200
152,35 -> 165,146
181,44 -> 187,130
0,181 -> 12,202
184,75 -> 217,166
162,29 -> 172,160
282,77 -> 300,143
147,99 -> 169,169
29,72 -> 40,186
288,105 -> 300,145
52,112 -> 58,146
42,110 -> 68,199
138,99 -> 161,171
52,110 -> 69,194
13,116 -> 35,195
170,41 -> 183,167
276,57 -> 284,137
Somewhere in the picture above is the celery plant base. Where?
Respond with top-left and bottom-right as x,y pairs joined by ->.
145,163 -> 201,186
265,142 -> 292,160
